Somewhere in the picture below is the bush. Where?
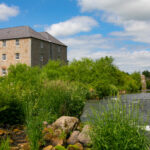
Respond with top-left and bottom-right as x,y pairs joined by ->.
89,99 -> 150,150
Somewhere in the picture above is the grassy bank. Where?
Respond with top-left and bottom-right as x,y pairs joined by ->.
0,57 -> 143,149
89,99 -> 150,150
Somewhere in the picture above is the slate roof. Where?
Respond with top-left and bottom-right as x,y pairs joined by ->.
0,26 -> 66,46
39,32 -> 66,46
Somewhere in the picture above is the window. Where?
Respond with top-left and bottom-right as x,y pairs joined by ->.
2,54 -> 6,60
15,53 -> 20,60
40,55 -> 43,62
3,40 -> 6,47
58,47 -> 61,53
41,42 -> 44,48
16,39 -> 19,45
2,68 -> 6,75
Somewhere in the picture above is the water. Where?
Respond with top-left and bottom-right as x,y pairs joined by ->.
81,93 -> 150,124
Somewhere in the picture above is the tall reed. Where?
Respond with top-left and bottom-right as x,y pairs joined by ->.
90,99 -> 150,150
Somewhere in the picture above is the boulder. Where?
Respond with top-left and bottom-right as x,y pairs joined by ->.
10,147 -> 19,150
52,116 -> 79,134
77,125 -> 91,146
67,131 -> 80,145
67,143 -> 83,150
18,143 -> 30,150
51,137 -> 64,146
43,145 -> 53,150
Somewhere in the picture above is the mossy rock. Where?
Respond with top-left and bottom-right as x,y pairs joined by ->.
55,145 -> 66,150
67,144 -> 80,150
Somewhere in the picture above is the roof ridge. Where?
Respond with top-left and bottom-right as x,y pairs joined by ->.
0,26 -> 30,30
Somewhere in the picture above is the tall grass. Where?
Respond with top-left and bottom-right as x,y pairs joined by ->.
0,138 -> 10,150
23,80 -> 87,150
89,99 -> 150,150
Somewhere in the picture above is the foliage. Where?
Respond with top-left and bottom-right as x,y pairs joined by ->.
41,57 -> 141,98
55,145 -> 66,150
142,70 -> 150,78
0,138 -> 10,150
142,70 -> 150,89
89,99 -> 150,150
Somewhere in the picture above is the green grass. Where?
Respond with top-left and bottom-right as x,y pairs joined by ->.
0,138 -> 10,150
89,99 -> 150,150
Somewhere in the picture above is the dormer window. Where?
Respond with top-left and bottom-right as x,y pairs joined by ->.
16,39 -> 19,45
3,40 -> 6,47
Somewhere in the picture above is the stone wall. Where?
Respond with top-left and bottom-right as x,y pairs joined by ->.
31,38 -> 50,67
0,38 -> 31,75
31,38 -> 67,67
0,38 -> 67,75
51,43 -> 67,63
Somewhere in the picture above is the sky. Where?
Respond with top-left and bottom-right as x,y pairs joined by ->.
0,0 -> 150,73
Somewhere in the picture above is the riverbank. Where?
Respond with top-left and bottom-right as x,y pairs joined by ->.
0,116 -> 91,150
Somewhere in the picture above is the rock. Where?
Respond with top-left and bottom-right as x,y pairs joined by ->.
43,132 -> 53,141
43,127 -> 54,141
51,137 -> 64,146
43,145 -> 53,150
75,143 -> 83,150
77,125 -> 91,146
52,116 -> 79,134
54,145 -> 66,150
0,129 -> 7,135
10,147 -> 19,150
67,131 -> 80,145
67,143 -> 83,150
43,121 -> 48,126
18,143 -> 30,150
13,128 -> 21,133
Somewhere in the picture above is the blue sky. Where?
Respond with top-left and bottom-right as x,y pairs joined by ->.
0,0 -> 150,73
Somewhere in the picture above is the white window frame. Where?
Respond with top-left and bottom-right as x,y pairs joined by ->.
15,53 -> 20,60
2,68 -> 6,76
16,39 -> 19,46
3,40 -> 6,47
2,54 -> 6,61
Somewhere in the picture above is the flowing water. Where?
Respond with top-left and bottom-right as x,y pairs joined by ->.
81,93 -> 150,125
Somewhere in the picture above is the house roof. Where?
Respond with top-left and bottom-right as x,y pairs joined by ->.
39,32 -> 66,46
0,26 -> 66,46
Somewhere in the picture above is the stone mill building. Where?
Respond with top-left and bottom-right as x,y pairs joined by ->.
0,26 -> 67,75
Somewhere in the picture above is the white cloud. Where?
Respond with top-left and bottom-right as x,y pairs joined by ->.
0,3 -> 19,21
78,0 -> 150,21
45,16 -> 98,37
61,34 -> 150,72
104,15 -> 150,43
78,0 -> 150,44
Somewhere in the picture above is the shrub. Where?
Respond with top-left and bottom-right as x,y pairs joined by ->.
89,99 -> 150,150
40,80 -> 87,123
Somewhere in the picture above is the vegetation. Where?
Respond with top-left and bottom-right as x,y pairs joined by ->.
89,99 -> 150,150
0,57 -> 142,149
142,70 -> 150,89
0,138 -> 10,150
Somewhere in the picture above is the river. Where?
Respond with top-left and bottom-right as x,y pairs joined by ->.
81,93 -> 150,125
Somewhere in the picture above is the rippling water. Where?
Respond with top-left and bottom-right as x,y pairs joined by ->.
81,93 -> 150,124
